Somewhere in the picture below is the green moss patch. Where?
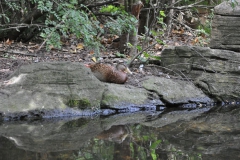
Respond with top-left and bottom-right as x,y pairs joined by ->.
67,98 -> 91,109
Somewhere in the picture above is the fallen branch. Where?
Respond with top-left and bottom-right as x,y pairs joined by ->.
0,23 -> 47,31
86,0 -> 118,8
0,48 -> 37,57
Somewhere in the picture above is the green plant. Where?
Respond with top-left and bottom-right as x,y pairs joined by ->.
34,0 -> 104,53
157,11 -> 166,28
37,1 -> 138,54
106,14 -> 138,35
192,8 -> 214,46
1,1 -> 140,56
150,10 -> 166,38
135,45 -> 161,62
196,9 -> 214,35
100,5 -> 125,14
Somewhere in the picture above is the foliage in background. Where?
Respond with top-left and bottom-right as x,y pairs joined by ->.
100,5 -> 125,14
0,0 -> 237,54
152,10 -> 166,44
1,0 -> 138,55
135,10 -> 165,63
101,5 -> 138,35
34,0 -> 104,53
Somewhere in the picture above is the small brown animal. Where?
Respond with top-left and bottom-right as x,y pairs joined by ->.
85,63 -> 132,84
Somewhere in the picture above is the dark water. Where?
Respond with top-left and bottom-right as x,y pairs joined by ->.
0,105 -> 240,160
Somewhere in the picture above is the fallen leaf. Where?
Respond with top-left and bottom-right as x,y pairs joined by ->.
103,51 -> 109,55
5,39 -> 13,45
89,50 -> 94,54
174,42 -> 180,46
62,49 -> 68,52
92,57 -> 97,62
192,37 -> 199,45
28,49 -> 34,53
70,49 -> 77,53
29,42 -> 35,45
100,24 -> 104,29
154,44 -> 162,50
49,45 -> 54,50
28,44 -> 39,49
100,38 -> 107,45
180,29 -> 185,34
107,38 -> 112,44
76,43 -> 84,50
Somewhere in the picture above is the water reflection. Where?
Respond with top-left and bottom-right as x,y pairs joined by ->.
0,105 -> 240,160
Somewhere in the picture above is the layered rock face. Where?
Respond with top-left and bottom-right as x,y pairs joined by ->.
161,46 -> 240,101
210,0 -> 240,52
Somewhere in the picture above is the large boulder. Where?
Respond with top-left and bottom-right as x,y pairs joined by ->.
210,0 -> 240,51
0,62 -> 106,119
161,46 -> 240,101
0,62 -> 164,120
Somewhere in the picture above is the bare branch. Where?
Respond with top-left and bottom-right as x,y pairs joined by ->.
0,48 -> 37,57
128,42 -> 158,67
0,23 -> 47,31
86,0 -> 118,8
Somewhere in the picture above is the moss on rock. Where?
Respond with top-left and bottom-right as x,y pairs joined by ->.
67,98 -> 91,109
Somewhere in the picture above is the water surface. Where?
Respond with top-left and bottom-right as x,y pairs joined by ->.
0,105 -> 240,160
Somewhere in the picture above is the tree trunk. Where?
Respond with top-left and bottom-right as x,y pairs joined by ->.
166,0 -> 175,37
119,33 -> 129,53
118,0 -> 130,54
128,1 -> 143,56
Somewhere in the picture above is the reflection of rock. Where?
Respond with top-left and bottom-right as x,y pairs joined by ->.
153,106 -> 240,159
0,105 -> 239,159
143,107 -> 211,128
0,111 -> 159,152
0,117 -> 103,152
96,125 -> 130,143
161,46 -> 240,101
